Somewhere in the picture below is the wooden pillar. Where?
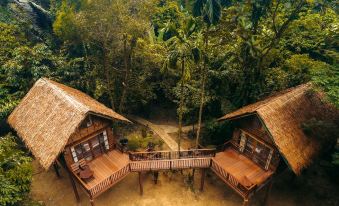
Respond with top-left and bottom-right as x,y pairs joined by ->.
138,172 -> 143,195
200,169 -> 206,191
263,180 -> 273,206
68,171 -> 80,202
242,198 -> 249,206
153,171 -> 159,184
53,161 -> 61,178
90,196 -> 95,206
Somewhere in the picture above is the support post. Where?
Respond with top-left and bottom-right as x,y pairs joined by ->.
263,180 -> 273,206
138,172 -> 143,195
200,169 -> 206,191
53,161 -> 61,178
67,171 -> 80,202
242,198 -> 249,206
153,172 -> 159,184
90,196 -> 95,206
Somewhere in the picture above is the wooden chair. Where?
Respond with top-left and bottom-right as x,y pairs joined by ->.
70,159 -> 88,175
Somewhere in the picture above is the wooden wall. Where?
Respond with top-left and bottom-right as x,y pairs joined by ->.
231,114 -> 281,171
232,115 -> 274,146
63,114 -> 116,166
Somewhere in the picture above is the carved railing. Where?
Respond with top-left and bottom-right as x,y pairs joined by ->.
210,159 -> 256,198
129,149 -> 216,161
89,164 -> 130,198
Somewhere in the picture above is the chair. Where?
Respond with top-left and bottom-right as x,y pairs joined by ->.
70,159 -> 88,175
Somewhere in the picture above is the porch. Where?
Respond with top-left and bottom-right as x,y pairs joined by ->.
211,141 -> 274,199
69,149 -> 130,198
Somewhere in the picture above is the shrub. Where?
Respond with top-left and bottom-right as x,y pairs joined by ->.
0,133 -> 33,206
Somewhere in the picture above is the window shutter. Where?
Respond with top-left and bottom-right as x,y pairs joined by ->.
103,130 -> 109,150
71,147 -> 78,162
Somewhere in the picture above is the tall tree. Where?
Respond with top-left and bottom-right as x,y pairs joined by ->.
163,15 -> 200,150
192,0 -> 222,147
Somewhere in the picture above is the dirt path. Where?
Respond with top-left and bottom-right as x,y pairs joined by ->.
128,115 -> 184,151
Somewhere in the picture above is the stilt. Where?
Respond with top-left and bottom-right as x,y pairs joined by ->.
153,171 -> 159,184
67,170 -> 80,202
138,172 -> 143,195
90,196 -> 95,206
263,180 -> 273,206
242,198 -> 249,206
53,161 -> 61,178
200,169 -> 206,191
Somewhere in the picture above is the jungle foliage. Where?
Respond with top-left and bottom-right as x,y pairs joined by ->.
0,0 -> 338,202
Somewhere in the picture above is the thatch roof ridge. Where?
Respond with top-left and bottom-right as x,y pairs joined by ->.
42,78 -> 130,122
218,83 -> 310,121
8,78 -> 130,170
43,78 -> 90,113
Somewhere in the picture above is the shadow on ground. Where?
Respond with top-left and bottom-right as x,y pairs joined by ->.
31,160 -> 339,206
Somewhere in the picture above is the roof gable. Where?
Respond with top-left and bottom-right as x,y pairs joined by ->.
8,78 -> 130,169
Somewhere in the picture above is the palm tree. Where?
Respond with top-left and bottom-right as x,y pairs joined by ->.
192,0 -> 222,148
162,16 -> 200,151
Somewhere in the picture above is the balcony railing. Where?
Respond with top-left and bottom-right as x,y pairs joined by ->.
128,149 -> 216,161
129,158 -> 211,172
89,164 -> 130,198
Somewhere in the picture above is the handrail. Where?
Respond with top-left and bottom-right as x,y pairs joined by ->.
129,158 -> 212,172
129,148 -> 216,154
89,164 -> 130,198
129,149 -> 216,161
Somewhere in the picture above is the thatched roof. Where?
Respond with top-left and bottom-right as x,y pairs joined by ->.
8,78 -> 130,170
219,83 -> 333,174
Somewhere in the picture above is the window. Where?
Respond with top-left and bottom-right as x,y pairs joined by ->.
239,130 -> 274,170
71,130 -> 110,162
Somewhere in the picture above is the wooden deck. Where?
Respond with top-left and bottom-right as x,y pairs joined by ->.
211,145 -> 273,198
213,148 -> 273,186
85,150 -> 129,189
71,150 -> 130,197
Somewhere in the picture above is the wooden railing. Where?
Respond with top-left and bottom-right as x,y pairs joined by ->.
89,164 -> 130,198
130,158 -> 211,172
129,149 -> 216,161
210,159 -> 256,198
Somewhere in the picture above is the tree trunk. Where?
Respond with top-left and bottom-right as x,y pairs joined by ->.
195,28 -> 209,148
177,57 -> 185,151
103,47 -> 115,110
119,35 -> 130,113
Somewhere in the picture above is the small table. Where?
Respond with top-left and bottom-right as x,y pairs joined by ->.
79,167 -> 94,180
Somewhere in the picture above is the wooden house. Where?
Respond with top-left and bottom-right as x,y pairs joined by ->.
7,78 -> 216,205
8,78 -> 131,205
213,83 -> 337,205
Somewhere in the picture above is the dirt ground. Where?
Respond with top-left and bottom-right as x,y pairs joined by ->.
30,159 -> 339,206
